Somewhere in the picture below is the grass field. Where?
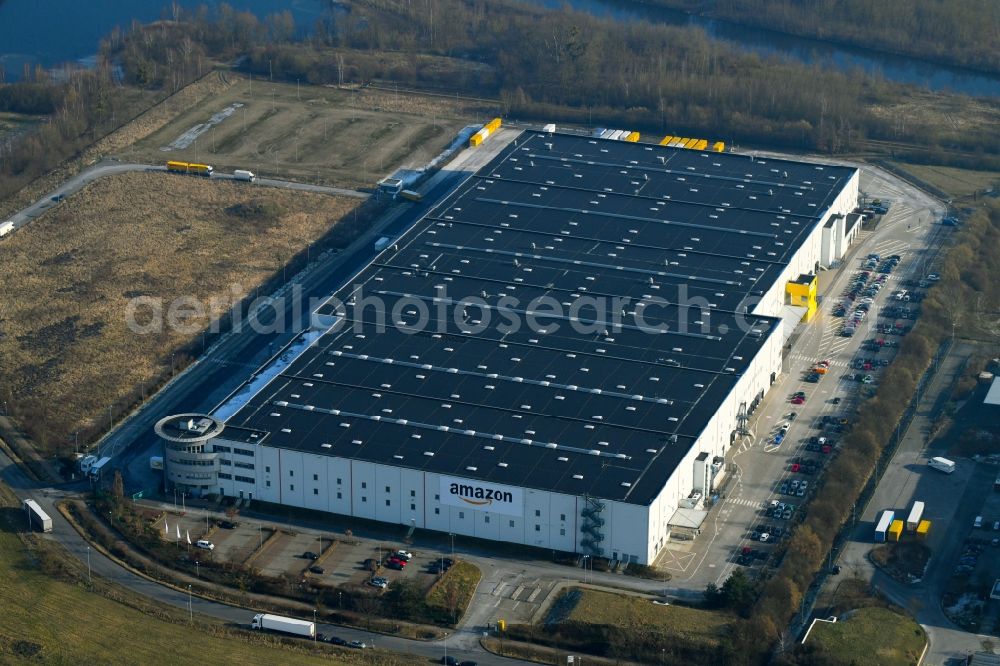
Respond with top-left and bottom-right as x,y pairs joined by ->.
126,77 -> 478,189
0,171 -> 358,452
889,162 -> 1000,200
426,560 -> 482,624
560,588 -> 729,645
805,606 -> 925,666
0,485 -> 411,665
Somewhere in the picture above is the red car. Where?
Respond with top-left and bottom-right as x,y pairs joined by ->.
791,396 -> 805,405
790,463 -> 801,473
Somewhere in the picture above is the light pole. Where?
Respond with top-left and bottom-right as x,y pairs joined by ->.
449,533 -> 454,559
195,560 -> 200,579
182,492 -> 186,513
313,609 -> 317,642
173,488 -> 177,510
258,523 -> 263,550
187,584 -> 193,624
338,591 -> 342,608
86,545 -> 91,584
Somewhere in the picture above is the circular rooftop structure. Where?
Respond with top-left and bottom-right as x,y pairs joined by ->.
154,413 -> 225,444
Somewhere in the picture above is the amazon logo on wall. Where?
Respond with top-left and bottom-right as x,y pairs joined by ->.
439,475 -> 523,517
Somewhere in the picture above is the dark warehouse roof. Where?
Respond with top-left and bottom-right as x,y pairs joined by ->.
219,131 -> 856,504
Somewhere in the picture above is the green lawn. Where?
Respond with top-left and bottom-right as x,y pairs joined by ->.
0,487 -> 409,665
564,588 -> 729,644
806,606 -> 926,666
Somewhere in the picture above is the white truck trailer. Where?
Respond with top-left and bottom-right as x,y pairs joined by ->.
24,499 -> 52,533
233,169 -> 256,182
88,456 -> 112,481
906,501 -> 925,530
928,457 -> 955,474
875,510 -> 894,543
0,221 -> 14,237
250,613 -> 315,638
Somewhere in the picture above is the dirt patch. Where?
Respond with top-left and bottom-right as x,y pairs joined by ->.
127,78 -> 475,189
0,171 -> 358,452
870,541 -> 932,583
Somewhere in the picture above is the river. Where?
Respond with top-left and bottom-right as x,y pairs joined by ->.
2,0 -> 999,98
532,0 -> 1000,98
0,0 -> 324,81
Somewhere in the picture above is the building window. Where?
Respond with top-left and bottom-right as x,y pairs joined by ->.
410,490 -> 416,497
385,500 -> 391,506
535,509 -> 541,517
219,459 -> 231,466
265,466 -> 270,473
289,484 -> 294,491
336,492 -> 342,499
234,462 -> 254,470
410,503 -> 416,511
214,445 -> 231,453
535,525 -> 541,532
385,485 -> 390,493
337,477 -> 342,485
560,528 -> 566,536
434,508 -> 440,515
509,520 -> 515,528
233,447 -> 254,457
313,474 -> 318,481
485,516 -> 490,524
313,489 -> 319,495
434,494 -> 439,500
560,514 -> 566,521
459,512 -> 464,519
362,496 -> 367,503
218,473 -> 232,480
289,470 -> 294,477
361,482 -> 367,489
235,475 -> 254,484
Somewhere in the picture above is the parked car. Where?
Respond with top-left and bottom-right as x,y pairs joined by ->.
195,540 -> 214,551
309,565 -> 325,574
303,551 -> 319,560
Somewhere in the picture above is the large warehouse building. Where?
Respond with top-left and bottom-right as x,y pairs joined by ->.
159,130 -> 859,564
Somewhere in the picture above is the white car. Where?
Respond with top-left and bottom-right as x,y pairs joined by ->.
759,533 -> 770,543
394,550 -> 413,561
368,578 -> 388,589
926,273 -> 940,281
195,540 -> 214,551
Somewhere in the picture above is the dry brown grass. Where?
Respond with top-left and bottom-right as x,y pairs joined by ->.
0,71 -> 235,222
0,171 -> 358,451
128,78 -> 475,189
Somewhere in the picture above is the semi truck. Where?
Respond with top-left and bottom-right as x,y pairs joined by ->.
250,613 -> 315,638
89,456 -> 112,481
906,501 -> 925,530
0,221 -> 14,237
875,510 -> 894,542
23,499 -> 52,533
374,236 -> 392,251
233,169 -> 256,182
928,457 -> 955,474
166,161 -> 213,177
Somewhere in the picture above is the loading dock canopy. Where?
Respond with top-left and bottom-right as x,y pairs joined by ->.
669,508 -> 709,531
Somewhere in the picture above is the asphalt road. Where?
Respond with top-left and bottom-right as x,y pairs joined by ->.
2,161 -> 369,231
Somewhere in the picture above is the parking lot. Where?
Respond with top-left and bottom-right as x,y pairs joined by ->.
651,162 -> 946,590
254,530 -> 333,578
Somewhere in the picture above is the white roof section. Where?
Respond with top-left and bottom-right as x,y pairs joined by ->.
985,377 -> 1000,405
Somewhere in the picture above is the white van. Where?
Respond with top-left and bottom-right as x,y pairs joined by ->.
975,516 -> 983,529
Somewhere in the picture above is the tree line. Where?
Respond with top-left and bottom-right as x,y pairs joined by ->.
243,0 -> 1000,160
636,0 -> 1000,74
